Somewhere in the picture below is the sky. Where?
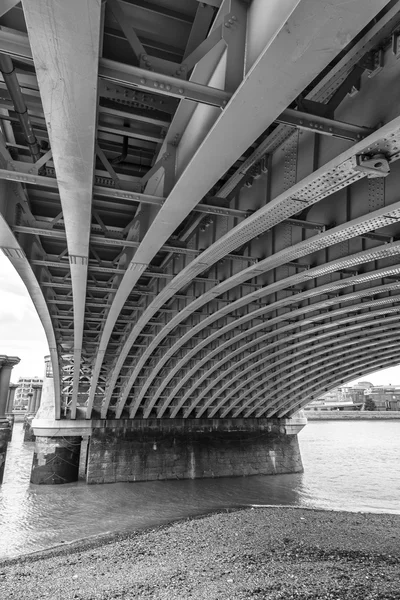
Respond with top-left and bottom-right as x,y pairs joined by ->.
0,252 -> 49,381
1,250 -> 400,386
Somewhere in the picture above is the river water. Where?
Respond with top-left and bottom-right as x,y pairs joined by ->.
0,420 -> 399,559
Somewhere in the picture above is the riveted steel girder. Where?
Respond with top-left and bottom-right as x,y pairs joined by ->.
22,0 -> 102,417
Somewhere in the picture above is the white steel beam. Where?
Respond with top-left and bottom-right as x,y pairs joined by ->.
0,192 -> 61,419
22,0 -> 102,418
93,0 -> 391,419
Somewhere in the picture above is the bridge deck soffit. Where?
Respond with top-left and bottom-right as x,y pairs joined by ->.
0,0 -> 400,421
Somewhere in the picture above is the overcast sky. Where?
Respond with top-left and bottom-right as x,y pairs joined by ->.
2,250 -> 400,386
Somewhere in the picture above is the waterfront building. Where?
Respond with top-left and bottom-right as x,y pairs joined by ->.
13,377 -> 43,411
305,382 -> 400,411
363,386 -> 400,411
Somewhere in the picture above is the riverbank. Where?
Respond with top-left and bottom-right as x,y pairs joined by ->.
306,410 -> 400,420
1,507 -> 399,599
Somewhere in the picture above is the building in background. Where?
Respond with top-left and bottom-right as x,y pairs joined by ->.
304,381 -> 400,412
363,386 -> 400,411
13,376 -> 43,411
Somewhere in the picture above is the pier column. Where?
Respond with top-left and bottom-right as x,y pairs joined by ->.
33,384 -> 42,413
30,436 -> 82,484
27,392 -> 35,414
0,356 -> 20,483
86,417 -> 307,484
0,362 -> 14,419
6,383 -> 17,414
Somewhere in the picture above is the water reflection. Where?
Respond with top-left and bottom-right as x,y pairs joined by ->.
0,421 -> 399,559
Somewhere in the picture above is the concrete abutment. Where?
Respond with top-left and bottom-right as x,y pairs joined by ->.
31,416 -> 306,484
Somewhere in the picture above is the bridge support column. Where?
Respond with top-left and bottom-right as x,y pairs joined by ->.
30,436 -> 82,485
86,417 -> 306,484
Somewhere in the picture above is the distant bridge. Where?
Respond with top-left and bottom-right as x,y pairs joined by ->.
1,0 -> 400,483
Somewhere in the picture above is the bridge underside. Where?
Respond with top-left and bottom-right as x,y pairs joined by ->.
1,0 -> 400,481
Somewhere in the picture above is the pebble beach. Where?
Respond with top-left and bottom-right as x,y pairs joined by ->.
1,506 -> 399,599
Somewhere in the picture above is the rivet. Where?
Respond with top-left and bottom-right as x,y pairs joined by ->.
154,82 -> 159,88
166,84 -> 171,91
159,83 -> 165,89
178,88 -> 184,94
142,54 -> 148,61
140,78 -> 146,84
224,22 -> 230,27
232,15 -> 237,20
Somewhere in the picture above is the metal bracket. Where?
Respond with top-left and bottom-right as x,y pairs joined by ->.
392,31 -> 400,58
354,153 -> 390,178
359,49 -> 384,78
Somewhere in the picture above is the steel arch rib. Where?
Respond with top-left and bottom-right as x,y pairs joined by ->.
216,335 -> 400,420
243,341 -> 400,419
144,240 -> 400,417
279,357 -> 400,418
113,113 -> 400,419
93,0 -> 390,419
22,0 -> 101,418
243,347 -> 400,419
204,331 -> 396,419
187,314 -> 400,420
228,341 -> 400,420
0,213 -> 61,418
217,329 -> 400,420
160,274 -> 400,418
163,303 -> 400,418
135,216 -> 400,417
273,351 -> 400,419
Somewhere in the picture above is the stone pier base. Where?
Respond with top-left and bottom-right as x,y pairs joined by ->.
86,418 -> 304,484
30,436 -> 81,484
0,420 -> 12,484
23,415 -> 36,442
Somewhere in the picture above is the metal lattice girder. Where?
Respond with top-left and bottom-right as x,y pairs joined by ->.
12,224 -> 256,263
160,296 -> 400,419
148,263 -> 400,419
21,0 -> 102,417
239,335 -> 400,419
162,312 -> 400,418
213,336 -> 400,420
163,289 -> 400,419
124,216 -> 400,418
0,165 -> 251,219
273,344 -> 400,418
114,155 -> 400,420
256,344 -> 400,418
90,0 -> 392,419
208,326 -> 400,419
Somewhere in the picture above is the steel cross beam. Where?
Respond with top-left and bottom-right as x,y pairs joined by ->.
21,0 -> 102,418
93,0 -> 391,420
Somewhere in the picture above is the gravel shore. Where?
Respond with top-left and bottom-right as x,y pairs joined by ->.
0,506 -> 399,599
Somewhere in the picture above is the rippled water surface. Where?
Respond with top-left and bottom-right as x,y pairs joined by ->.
0,420 -> 399,558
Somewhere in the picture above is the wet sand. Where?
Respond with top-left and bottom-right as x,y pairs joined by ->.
0,506 -> 399,599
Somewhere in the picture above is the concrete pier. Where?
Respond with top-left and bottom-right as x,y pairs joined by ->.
0,356 -> 20,483
86,418 -> 305,484
30,436 -> 82,484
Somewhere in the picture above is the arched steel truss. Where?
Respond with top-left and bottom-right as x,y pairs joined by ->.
1,0 -> 400,421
